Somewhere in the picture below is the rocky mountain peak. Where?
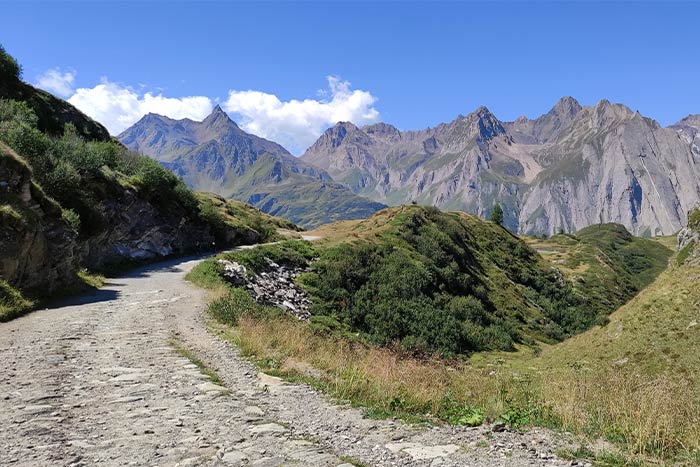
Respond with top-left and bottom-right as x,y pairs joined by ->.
464,106 -> 506,141
551,96 -> 582,118
202,105 -> 238,129
675,114 -> 700,128
590,99 -> 636,127
363,122 -> 399,136
314,121 -> 360,149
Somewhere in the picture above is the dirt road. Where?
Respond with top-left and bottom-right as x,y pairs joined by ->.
0,254 -> 575,467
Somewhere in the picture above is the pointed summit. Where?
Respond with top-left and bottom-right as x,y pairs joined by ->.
319,121 -> 360,148
551,96 -> 582,117
202,105 -> 237,128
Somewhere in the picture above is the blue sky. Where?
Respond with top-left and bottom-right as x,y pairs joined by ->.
3,1 -> 699,153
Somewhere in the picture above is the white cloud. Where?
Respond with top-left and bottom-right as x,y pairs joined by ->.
67,79 -> 214,135
223,76 -> 380,154
35,68 -> 76,98
50,71 -> 379,153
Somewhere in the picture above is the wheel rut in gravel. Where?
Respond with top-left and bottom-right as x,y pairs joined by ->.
0,252 -> 576,467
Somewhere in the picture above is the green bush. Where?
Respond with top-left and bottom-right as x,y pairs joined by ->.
0,98 -> 207,237
62,208 -> 81,233
300,208 -> 593,356
209,287 -> 283,326
219,240 -> 315,274
0,279 -> 33,322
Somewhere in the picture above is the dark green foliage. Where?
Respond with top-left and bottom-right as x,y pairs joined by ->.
490,203 -> 504,226
209,287 -> 284,326
301,208 -> 591,355
572,224 -> 672,317
0,44 -> 20,80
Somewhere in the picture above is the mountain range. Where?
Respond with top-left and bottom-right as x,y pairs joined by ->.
120,98 -> 700,236
119,106 -> 385,228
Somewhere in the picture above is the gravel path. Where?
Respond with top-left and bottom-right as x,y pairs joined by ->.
0,254 -> 578,467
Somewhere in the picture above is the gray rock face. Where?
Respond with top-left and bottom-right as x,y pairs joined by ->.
301,98 -> 700,236
77,186 -> 255,271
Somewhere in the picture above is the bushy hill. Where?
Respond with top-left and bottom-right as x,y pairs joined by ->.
194,206 -> 671,356
301,206 -> 586,354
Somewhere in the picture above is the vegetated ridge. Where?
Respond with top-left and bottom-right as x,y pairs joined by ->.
193,205 -> 671,356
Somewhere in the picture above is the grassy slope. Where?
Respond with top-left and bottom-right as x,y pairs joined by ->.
526,223 -> 672,322
538,261 -> 700,376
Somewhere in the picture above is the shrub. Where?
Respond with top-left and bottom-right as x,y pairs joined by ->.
62,208 -> 81,233
490,203 -> 504,226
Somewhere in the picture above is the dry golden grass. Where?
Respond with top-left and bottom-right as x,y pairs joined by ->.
222,270 -> 700,464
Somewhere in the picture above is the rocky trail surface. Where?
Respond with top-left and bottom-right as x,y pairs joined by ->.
0,250 -> 579,467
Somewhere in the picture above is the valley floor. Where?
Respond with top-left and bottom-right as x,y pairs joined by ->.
0,254 -> 576,467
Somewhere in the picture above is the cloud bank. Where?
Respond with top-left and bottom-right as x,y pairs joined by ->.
67,80 -> 214,135
224,76 -> 380,153
35,68 -> 76,98
39,69 -> 380,154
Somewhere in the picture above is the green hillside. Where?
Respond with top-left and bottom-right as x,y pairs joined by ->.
527,223 -> 673,324
188,205 -> 691,464
193,206 -> 672,356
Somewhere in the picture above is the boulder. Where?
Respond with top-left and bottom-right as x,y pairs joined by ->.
218,260 -> 248,286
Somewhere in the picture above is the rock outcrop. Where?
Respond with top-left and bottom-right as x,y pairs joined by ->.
0,142 -> 79,293
677,208 -> 700,265
218,259 -> 311,320
78,187 -> 261,271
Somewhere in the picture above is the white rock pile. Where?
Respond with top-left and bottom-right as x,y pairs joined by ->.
217,258 -> 311,320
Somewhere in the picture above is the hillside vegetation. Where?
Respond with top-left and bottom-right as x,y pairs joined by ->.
0,45 -> 110,141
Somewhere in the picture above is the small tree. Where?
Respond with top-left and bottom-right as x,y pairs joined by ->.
490,203 -> 504,226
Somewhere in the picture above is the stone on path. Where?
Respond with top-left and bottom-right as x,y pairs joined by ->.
221,450 -> 248,465
248,423 -> 287,434
386,442 -> 461,460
